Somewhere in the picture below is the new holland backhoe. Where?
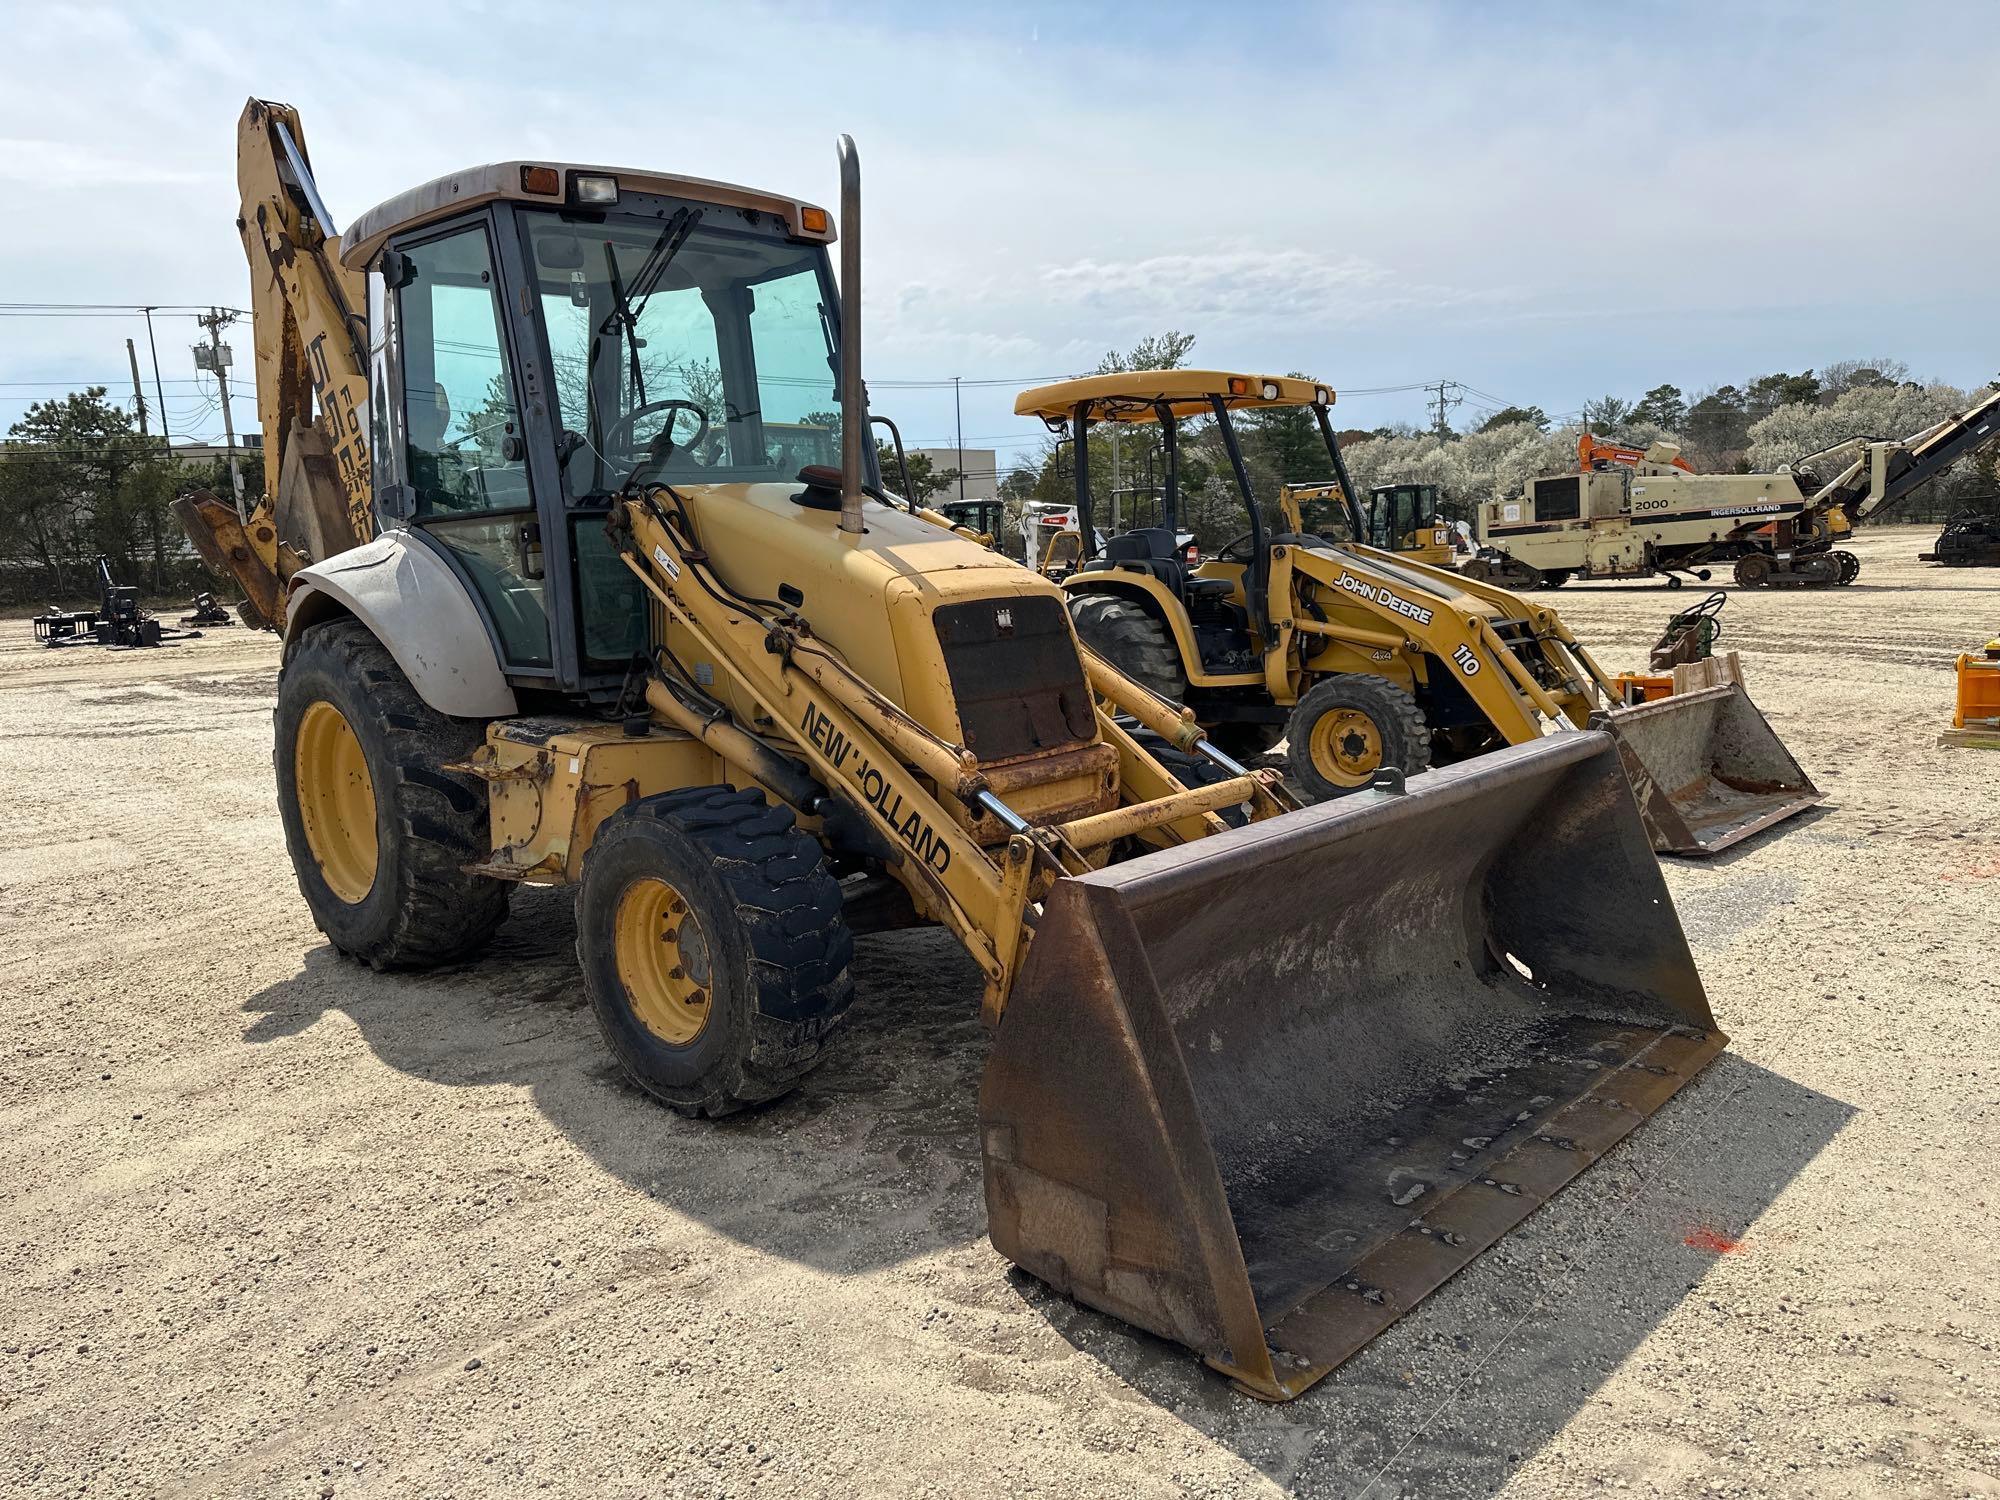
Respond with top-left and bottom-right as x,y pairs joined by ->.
235,99 -> 1729,1400
1025,372 -> 1820,854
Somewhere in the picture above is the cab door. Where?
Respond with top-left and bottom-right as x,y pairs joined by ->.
387,219 -> 554,674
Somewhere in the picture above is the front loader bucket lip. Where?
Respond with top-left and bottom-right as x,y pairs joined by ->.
1595,683 -> 1823,856
980,733 -> 1724,1401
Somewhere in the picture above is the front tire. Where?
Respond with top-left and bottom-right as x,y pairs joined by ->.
1285,676 -> 1431,802
577,787 -> 854,1118
1067,592 -> 1187,703
275,619 -> 508,968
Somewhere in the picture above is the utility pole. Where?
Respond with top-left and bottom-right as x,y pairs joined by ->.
1425,378 -> 1463,437
141,306 -> 172,453
125,338 -> 149,437
953,376 -> 965,503
195,307 -> 247,521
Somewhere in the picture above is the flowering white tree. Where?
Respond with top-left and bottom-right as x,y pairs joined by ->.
1746,382 -> 1997,521
1340,419 -> 1687,518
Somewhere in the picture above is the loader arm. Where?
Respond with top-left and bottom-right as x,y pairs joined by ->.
175,100 -> 373,628
1284,541 -> 1611,743
611,490 -> 1289,1021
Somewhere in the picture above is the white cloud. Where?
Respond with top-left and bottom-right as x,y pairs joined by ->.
1,0 -> 1995,450
0,139 -> 212,188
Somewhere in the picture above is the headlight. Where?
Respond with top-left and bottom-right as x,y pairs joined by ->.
572,174 -> 619,206
1260,381 -> 1280,400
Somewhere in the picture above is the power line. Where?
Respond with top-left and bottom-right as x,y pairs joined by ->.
0,302 -> 251,315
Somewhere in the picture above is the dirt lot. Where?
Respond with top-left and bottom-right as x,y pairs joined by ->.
2,526 -> 1995,1499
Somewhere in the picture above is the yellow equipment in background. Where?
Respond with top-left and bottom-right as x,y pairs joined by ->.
1025,371 -> 1819,855
1941,640 -> 2000,749
1285,478 -> 1456,565
248,111 -> 1727,1401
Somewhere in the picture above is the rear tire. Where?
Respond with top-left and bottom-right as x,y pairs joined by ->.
1067,592 -> 1187,703
275,619 -> 509,968
577,787 -> 854,1117
1286,676 -> 1431,802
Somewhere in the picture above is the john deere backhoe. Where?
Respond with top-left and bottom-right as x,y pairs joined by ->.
1025,372 -> 1821,855
230,99 -> 1729,1400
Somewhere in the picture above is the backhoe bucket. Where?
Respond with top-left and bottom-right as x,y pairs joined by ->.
1594,683 -> 1822,856
980,732 -> 1722,1401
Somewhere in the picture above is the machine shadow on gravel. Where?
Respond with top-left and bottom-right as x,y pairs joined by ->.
240,889 -> 997,1274
1017,1050 -> 1854,1499
238,889 -> 1851,1491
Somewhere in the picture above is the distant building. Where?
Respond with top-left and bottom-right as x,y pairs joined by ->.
911,446 -> 997,503
167,435 -> 261,463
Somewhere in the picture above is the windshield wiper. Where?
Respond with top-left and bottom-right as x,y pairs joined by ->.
581,207 -> 708,492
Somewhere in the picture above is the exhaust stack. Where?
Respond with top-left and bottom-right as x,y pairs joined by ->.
837,135 -> 864,536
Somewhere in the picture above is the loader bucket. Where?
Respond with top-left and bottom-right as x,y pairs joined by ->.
980,732 -> 1723,1402
1593,682 -> 1822,856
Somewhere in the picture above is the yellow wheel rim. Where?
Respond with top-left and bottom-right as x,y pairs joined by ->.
613,877 -> 714,1047
294,700 -> 378,904
1308,707 -> 1384,788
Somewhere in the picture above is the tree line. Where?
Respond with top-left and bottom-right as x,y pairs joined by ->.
981,339 -> 1996,556
1352,358 -> 1998,528
0,387 -> 253,604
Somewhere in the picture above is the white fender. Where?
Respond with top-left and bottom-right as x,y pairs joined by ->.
284,530 -> 518,718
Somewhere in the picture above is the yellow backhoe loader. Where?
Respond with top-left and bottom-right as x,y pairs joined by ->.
1024,372 -> 1820,855
243,101 -> 1726,1399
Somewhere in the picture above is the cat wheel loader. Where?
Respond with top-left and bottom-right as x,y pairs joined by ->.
246,102 -> 1727,1400
1023,372 -> 1820,855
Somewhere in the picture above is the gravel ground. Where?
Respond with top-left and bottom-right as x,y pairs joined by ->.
1,526 -> 1994,1499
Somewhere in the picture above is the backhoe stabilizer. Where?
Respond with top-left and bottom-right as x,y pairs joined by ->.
1592,683 -> 1822,856
979,731 -> 1722,1401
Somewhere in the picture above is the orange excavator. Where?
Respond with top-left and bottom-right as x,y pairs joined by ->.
1579,432 -> 1695,474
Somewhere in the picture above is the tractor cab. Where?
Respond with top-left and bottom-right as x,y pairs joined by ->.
1014,370 -> 1349,684
333,158 -> 866,702
936,498 -> 1004,546
1365,482 -> 1453,563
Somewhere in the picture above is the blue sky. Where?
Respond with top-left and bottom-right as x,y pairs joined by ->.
2,1 -> 1993,482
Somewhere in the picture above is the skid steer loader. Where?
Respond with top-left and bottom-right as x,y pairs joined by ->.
1023,372 -> 1820,856
256,109 -> 1724,1399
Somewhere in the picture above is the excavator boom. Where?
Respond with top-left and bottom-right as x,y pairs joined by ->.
175,100 -> 373,627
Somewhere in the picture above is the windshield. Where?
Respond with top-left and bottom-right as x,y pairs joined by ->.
521,197 -> 854,499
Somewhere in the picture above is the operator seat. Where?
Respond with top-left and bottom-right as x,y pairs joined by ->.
1102,527 -> 1233,600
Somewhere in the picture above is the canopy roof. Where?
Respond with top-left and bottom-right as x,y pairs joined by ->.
1014,370 -> 1335,425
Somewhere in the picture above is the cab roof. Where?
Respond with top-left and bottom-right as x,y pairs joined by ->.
1014,371 -> 1335,425
340,162 -> 832,272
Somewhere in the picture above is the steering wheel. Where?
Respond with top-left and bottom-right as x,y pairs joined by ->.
1216,530 -> 1259,563
600,399 -> 711,464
